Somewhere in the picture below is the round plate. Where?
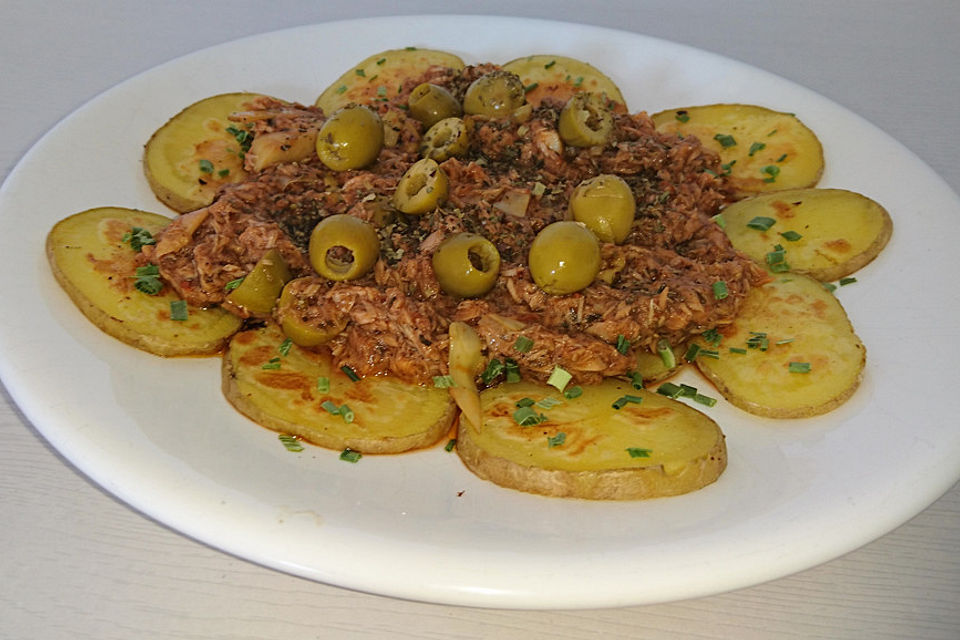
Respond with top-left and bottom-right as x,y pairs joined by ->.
1,16 -> 958,609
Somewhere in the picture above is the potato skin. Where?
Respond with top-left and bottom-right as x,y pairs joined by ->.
457,381 -> 727,500
46,207 -> 242,356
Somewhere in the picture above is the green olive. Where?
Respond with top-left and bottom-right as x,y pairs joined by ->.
315,105 -> 384,171
408,83 -> 462,129
393,158 -> 448,215
462,70 -> 526,117
226,248 -> 293,315
420,117 -> 469,162
568,174 -> 636,243
308,214 -> 380,281
276,279 -> 347,347
431,233 -> 501,298
558,92 -> 614,147
527,221 -> 601,295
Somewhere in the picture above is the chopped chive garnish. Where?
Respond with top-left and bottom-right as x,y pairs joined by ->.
747,332 -> 770,351
354,68 -> 366,77
316,377 -> 330,393
714,133 -> 737,147
839,277 -> 858,286
779,230 -> 803,241
339,404 -> 355,423
133,264 -> 163,295
340,365 -> 360,382
761,165 -> 781,183
573,76 -> 584,88
535,397 -> 561,410
612,394 -> 643,410
376,85 -> 387,97
547,432 -> 566,448
627,447 -> 652,458
321,400 -> 340,414
615,334 -> 631,355
513,336 -> 534,353
515,397 -> 535,408
712,281 -> 729,300
504,358 -> 521,383
698,348 -> 720,359
444,438 -> 457,452
563,385 -> 583,400
278,434 -> 303,452
198,159 -> 214,174
544,59 -> 556,69
546,366 -> 572,392
481,358 -> 504,384
747,216 -> 776,231
627,370 -> 644,389
684,343 -> 701,362
712,213 -> 726,228
524,82 -> 539,93
776,153 -> 787,162
218,169 -> 230,178
823,282 -> 838,292
720,160 -> 737,175
694,393 -> 717,407
748,141 -> 766,156
775,338 -> 794,345
169,299 -> 188,321
701,328 -> 722,347
513,406 -> 547,426
224,277 -> 244,292
789,361 -> 812,373
675,110 -> 690,123
376,57 -> 386,65
433,375 -> 456,388
657,339 -> 676,369
261,359 -> 281,370
335,84 -> 348,94
656,382 -> 684,399
340,448 -> 362,463
278,338 -> 293,356
729,347 -> 747,354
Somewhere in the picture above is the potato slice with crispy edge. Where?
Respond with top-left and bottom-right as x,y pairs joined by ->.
690,273 -> 865,418
501,54 -> 627,112
650,104 -> 824,197
46,207 -> 242,356
719,188 -> 893,282
456,379 -> 726,500
222,323 -> 456,454
315,48 -> 465,115
144,92 -> 264,213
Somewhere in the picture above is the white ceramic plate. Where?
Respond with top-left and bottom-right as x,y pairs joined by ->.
1,16 -> 958,609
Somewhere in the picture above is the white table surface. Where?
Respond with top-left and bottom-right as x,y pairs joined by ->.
2,1 -> 958,638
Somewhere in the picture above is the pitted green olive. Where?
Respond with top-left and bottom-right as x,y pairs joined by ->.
408,83 -> 462,129
463,70 -> 526,117
226,248 -> 293,315
315,105 -> 384,171
420,117 -> 469,161
558,92 -> 614,147
569,174 -> 636,243
276,279 -> 347,346
528,221 -> 601,295
393,158 -> 449,214
431,233 -> 501,298
308,214 -> 380,281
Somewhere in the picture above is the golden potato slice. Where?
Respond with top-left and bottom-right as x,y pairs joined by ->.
46,207 -> 242,355
501,54 -> 627,111
691,273 -> 864,418
222,323 -> 456,453
650,104 -> 824,197
315,48 -> 465,115
144,92 -> 264,212
456,379 -> 726,500
633,342 -> 685,384
719,188 -> 893,281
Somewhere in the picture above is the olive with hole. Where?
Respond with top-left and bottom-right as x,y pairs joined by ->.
420,117 -> 469,162
558,92 -> 614,147
315,106 -> 384,171
528,221 -> 601,295
408,83 -> 462,129
569,174 -> 636,244
462,70 -> 526,117
308,214 -> 380,281
431,233 -> 501,298
225,248 -> 293,315
276,278 -> 348,346
393,158 -> 449,214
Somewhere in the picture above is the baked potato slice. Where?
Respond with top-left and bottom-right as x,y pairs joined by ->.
46,207 -> 242,356
457,379 -> 726,500
690,273 -> 865,418
143,92 -> 264,212
650,104 -> 824,197
222,323 -> 456,453
719,188 -> 893,281
315,48 -> 465,115
501,54 -> 627,111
